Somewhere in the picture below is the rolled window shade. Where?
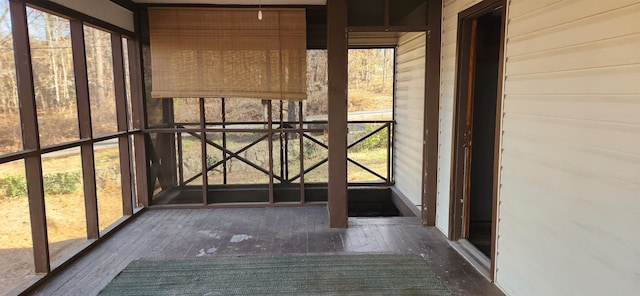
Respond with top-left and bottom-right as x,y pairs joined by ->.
148,8 -> 307,100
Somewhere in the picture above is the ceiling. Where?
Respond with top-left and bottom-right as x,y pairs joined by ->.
132,0 -> 326,4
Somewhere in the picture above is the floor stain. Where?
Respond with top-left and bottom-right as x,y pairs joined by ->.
230,234 -> 252,243
197,230 -> 222,239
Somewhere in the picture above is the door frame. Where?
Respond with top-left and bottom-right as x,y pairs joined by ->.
448,0 -> 506,281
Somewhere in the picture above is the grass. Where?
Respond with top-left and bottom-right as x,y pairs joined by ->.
176,134 -> 388,185
0,147 -> 124,250
348,148 -> 388,182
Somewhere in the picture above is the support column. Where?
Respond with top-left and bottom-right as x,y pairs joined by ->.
327,0 -> 348,228
422,0 -> 443,226
10,0 -> 50,273
111,34 -> 134,216
70,20 -> 99,239
127,37 -> 150,207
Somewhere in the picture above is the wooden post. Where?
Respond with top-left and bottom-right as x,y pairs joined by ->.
127,37 -> 150,207
327,0 -> 348,228
10,0 -> 50,273
422,0 -> 442,226
70,20 -> 100,239
111,33 -> 134,216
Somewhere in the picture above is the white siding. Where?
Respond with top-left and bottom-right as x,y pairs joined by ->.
495,0 -> 640,295
393,32 -> 426,209
51,0 -> 135,32
436,0 -> 482,234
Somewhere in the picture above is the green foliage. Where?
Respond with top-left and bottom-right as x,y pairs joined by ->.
0,172 -> 82,200
43,172 -> 81,195
0,175 -> 28,200
303,136 -> 323,160
359,125 -> 388,151
206,154 -> 218,167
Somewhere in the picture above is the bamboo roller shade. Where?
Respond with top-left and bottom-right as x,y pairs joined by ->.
148,7 -> 307,100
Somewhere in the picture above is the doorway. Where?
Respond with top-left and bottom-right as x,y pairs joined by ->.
450,0 -> 505,274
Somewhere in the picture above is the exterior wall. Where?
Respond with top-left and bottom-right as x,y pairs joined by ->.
437,0 -> 640,294
495,0 -> 640,295
393,32 -> 426,209
51,0 -> 135,32
436,0 -> 482,234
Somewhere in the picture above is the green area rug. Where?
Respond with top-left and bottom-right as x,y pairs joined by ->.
99,254 -> 451,296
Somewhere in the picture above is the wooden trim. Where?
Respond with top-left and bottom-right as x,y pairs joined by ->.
391,187 -> 421,217
384,0 -> 390,27
347,26 -> 428,32
421,0 -> 442,226
448,0 -> 506,282
327,0 -> 348,228
139,4 -> 325,9
459,0 -> 503,18
448,7 -> 472,241
462,18 -> 478,238
110,0 -> 138,11
148,202 -> 327,210
25,0 -> 136,37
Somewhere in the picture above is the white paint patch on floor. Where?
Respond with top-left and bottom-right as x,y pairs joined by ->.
230,234 -> 252,243
197,246 -> 218,257
197,230 -> 222,239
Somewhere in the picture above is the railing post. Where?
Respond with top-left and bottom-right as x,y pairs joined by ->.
222,98 -> 227,184
299,100 -> 305,203
267,101 -> 275,204
200,98 -> 208,205
177,133 -> 184,185
387,122 -> 392,184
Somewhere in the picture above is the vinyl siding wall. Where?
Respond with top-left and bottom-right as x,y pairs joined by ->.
495,0 -> 640,295
393,32 -> 426,209
436,0 -> 640,295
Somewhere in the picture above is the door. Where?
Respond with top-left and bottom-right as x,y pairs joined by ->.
449,0 -> 505,279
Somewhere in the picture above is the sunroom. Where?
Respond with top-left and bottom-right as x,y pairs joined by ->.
1,0 -> 639,295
